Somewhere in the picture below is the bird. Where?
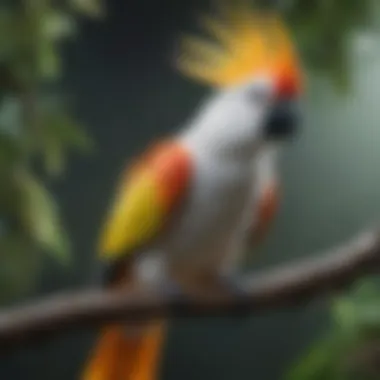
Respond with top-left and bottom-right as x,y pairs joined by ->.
81,2 -> 304,380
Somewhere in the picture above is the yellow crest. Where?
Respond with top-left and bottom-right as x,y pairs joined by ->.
175,0 -> 302,89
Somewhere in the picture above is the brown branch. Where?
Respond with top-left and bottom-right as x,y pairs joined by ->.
1,228 -> 380,351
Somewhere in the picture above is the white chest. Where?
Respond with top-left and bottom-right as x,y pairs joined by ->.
164,152 -> 257,275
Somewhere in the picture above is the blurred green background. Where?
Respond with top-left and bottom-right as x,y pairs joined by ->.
1,0 -> 380,379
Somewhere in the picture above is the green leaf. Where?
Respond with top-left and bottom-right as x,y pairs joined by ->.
42,10 -> 77,42
18,171 -> 71,265
36,108 -> 94,175
0,233 -> 41,304
350,278 -> 380,302
53,114 -> 94,152
352,302 -> 380,332
293,279 -> 380,380
42,110 -> 94,150
69,0 -> 105,18
0,135 -> 23,171
285,334 -> 345,380
332,297 -> 358,334
38,40 -> 61,79
285,331 -> 359,380
333,279 -> 380,332
43,140 -> 65,177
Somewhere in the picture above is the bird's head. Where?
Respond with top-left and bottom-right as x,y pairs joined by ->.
175,3 -> 304,145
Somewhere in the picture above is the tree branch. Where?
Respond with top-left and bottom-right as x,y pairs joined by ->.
1,228 -> 380,350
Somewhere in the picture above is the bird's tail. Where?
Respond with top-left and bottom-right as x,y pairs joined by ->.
81,320 -> 167,380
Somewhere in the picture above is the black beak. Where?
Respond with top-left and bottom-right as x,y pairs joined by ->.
264,99 -> 301,140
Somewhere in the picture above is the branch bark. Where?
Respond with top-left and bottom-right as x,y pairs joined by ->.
0,228 -> 380,350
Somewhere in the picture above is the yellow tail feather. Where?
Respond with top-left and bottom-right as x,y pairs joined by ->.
81,321 -> 167,380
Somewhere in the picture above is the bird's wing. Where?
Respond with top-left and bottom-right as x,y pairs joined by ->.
98,140 -> 193,261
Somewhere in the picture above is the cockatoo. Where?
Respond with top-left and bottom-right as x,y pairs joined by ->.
81,3 -> 304,380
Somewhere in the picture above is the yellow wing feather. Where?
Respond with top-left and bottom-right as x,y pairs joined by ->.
99,170 -> 164,260
98,142 -> 192,261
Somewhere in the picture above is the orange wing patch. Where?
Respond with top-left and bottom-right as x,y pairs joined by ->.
98,141 -> 192,260
145,141 -> 192,209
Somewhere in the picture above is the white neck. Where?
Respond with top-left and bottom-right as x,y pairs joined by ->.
177,90 -> 269,161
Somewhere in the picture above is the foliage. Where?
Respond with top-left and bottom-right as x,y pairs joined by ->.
284,0 -> 373,91
273,1 -> 380,379
259,0 -> 376,91
286,278 -> 380,380
0,1 -> 379,377
0,0 -> 104,303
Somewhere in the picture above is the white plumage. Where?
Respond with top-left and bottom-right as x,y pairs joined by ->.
135,78 -> 281,293
133,3 -> 302,293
